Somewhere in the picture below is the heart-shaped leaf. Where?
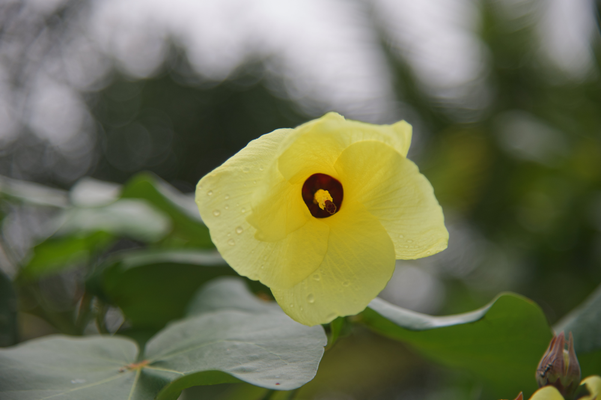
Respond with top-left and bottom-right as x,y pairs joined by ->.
360,293 -> 553,398
0,277 -> 326,399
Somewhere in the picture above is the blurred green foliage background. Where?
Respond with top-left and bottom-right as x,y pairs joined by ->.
1,0 -> 601,398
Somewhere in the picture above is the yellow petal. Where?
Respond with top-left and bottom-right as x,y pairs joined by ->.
529,386 -> 564,400
581,375 -> 601,400
277,112 -> 412,185
272,201 -> 396,326
196,128 -> 328,289
335,140 -> 448,259
246,177 -> 310,243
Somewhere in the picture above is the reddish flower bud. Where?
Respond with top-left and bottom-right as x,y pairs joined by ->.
536,332 -> 581,399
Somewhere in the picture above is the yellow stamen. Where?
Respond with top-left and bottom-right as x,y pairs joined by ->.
314,189 -> 337,214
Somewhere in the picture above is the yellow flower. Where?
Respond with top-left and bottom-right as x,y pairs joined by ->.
195,112 -> 448,326
528,376 -> 601,400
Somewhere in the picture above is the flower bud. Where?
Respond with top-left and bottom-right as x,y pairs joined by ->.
536,332 -> 581,399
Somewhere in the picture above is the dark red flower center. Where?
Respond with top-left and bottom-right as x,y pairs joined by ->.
302,173 -> 343,218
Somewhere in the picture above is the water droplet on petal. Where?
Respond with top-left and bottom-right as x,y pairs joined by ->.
312,274 -> 321,281
259,166 -> 264,171
342,281 -> 350,287
399,234 -> 404,238
243,167 -> 250,173
326,313 -> 337,320
224,194 -> 230,200
228,239 -> 235,246
207,190 -> 213,196
307,294 -> 315,304
213,210 -> 221,217
236,226 -> 244,234
407,239 -> 413,243
241,207 -> 246,213
224,205 -> 229,210
289,303 -> 294,308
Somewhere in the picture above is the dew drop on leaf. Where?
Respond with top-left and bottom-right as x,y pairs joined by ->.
228,239 -> 235,246
213,210 -> 221,216
207,190 -> 213,196
307,294 -> 315,304
236,226 -> 244,234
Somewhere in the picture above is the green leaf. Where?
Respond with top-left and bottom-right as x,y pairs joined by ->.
54,199 -> 171,242
19,200 -> 171,280
0,278 -> 326,399
185,275 -> 280,316
0,175 -> 68,208
87,249 -> 236,328
555,283 -> 601,354
152,277 -> 326,399
0,335 -> 145,399
120,173 -> 213,248
554,283 -> 601,377
0,270 -> 17,347
20,231 -> 113,280
360,293 -> 553,397
69,177 -> 121,207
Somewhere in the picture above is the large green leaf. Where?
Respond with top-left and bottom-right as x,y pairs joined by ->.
0,277 -> 326,399
360,293 -> 553,398
0,270 -> 17,347
554,283 -> 601,377
20,199 -> 170,280
87,249 -> 236,328
120,173 -> 213,248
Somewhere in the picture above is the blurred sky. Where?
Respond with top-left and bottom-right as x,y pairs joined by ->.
0,0 -> 596,183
